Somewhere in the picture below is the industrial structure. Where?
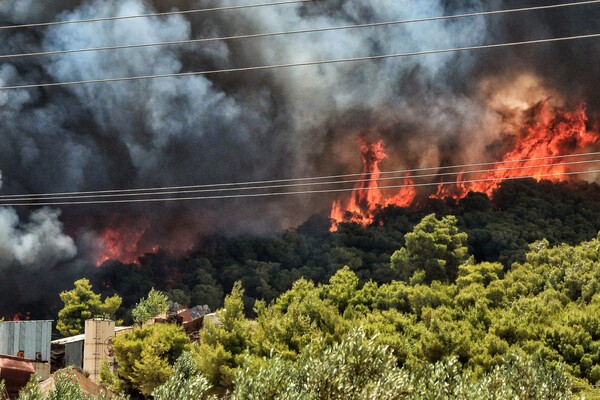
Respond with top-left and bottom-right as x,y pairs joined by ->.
0,321 -> 53,396
51,324 -> 132,378
83,319 -> 114,384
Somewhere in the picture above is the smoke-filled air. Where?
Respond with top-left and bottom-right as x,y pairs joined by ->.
1,0 -> 600,315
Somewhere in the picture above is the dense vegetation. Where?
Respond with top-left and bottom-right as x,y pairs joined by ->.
7,179 -> 600,398
46,215 -> 600,397
94,179 -> 600,320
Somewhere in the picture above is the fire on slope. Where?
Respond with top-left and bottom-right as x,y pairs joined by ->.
91,216 -> 195,265
330,102 -> 599,231
329,136 -> 415,231
93,219 -> 159,266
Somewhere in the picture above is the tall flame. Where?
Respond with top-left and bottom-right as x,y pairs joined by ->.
330,102 -> 599,230
329,137 -> 415,231
435,102 -> 599,199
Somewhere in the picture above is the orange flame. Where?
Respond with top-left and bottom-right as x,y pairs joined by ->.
329,137 -> 416,231
12,312 -> 31,321
330,102 -> 599,230
434,102 -> 599,199
94,223 -> 158,266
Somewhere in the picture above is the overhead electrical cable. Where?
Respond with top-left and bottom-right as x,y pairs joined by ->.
0,0 -> 313,31
2,157 -> 599,202
2,32 -> 600,91
1,169 -> 599,207
2,0 -> 600,60
1,151 -> 599,199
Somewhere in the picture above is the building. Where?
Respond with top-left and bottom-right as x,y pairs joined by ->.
0,321 -> 52,362
0,321 -> 52,382
150,302 -> 213,340
51,322 -> 131,378
0,321 -> 53,396
0,355 -> 35,396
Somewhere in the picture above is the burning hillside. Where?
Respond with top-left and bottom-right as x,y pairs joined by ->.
330,102 -> 600,230
1,0 -> 600,314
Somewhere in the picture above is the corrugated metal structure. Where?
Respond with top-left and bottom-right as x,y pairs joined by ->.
51,334 -> 85,371
51,326 -> 131,373
0,321 -> 52,362
83,319 -> 115,384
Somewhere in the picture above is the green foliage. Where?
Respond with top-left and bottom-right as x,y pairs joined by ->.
99,361 -> 123,395
232,328 -> 409,400
152,351 -> 215,400
391,214 -> 468,283
18,374 -> 43,400
232,329 -> 572,400
112,323 -> 190,396
0,380 -> 6,400
57,279 -> 122,336
18,370 -> 120,400
206,235 -> 600,395
253,276 -> 349,359
322,266 -> 359,313
194,281 -> 252,390
407,355 -> 571,400
131,288 -> 168,326
46,370 -> 89,400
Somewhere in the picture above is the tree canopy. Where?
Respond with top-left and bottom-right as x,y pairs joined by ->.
390,213 -> 469,283
111,323 -> 191,396
57,278 -> 122,336
131,288 -> 168,326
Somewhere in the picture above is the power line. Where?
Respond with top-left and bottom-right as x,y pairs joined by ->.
0,0 -> 312,31
2,151 -> 599,199
1,168 -> 598,207
3,157 -> 599,202
2,32 -> 600,91
3,0 -> 600,60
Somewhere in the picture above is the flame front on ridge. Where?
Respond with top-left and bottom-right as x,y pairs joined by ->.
330,102 -> 599,230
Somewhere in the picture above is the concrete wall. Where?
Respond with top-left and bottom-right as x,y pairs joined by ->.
0,321 -> 52,362
83,319 -> 115,384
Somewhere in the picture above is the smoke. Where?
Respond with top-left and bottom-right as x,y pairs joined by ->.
0,172 -> 76,270
0,207 -> 77,269
0,0 -> 597,287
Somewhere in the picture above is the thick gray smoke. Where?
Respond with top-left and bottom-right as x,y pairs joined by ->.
0,207 -> 77,269
0,0 -> 597,278
0,172 -> 76,269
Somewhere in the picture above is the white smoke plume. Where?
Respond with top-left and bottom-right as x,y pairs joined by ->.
0,171 -> 77,270
0,207 -> 77,269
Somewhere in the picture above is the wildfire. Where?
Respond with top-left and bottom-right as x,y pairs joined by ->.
329,137 -> 415,231
330,102 -> 599,230
12,312 -> 31,321
94,224 -> 158,266
435,102 -> 599,199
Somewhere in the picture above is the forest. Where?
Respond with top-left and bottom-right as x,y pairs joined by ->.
93,178 -> 600,321
5,178 -> 600,398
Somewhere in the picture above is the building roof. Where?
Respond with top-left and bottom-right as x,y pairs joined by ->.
39,368 -> 114,397
51,334 -> 85,345
51,326 -> 133,345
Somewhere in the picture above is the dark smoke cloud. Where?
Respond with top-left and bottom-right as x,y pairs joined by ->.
0,0 -> 597,313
